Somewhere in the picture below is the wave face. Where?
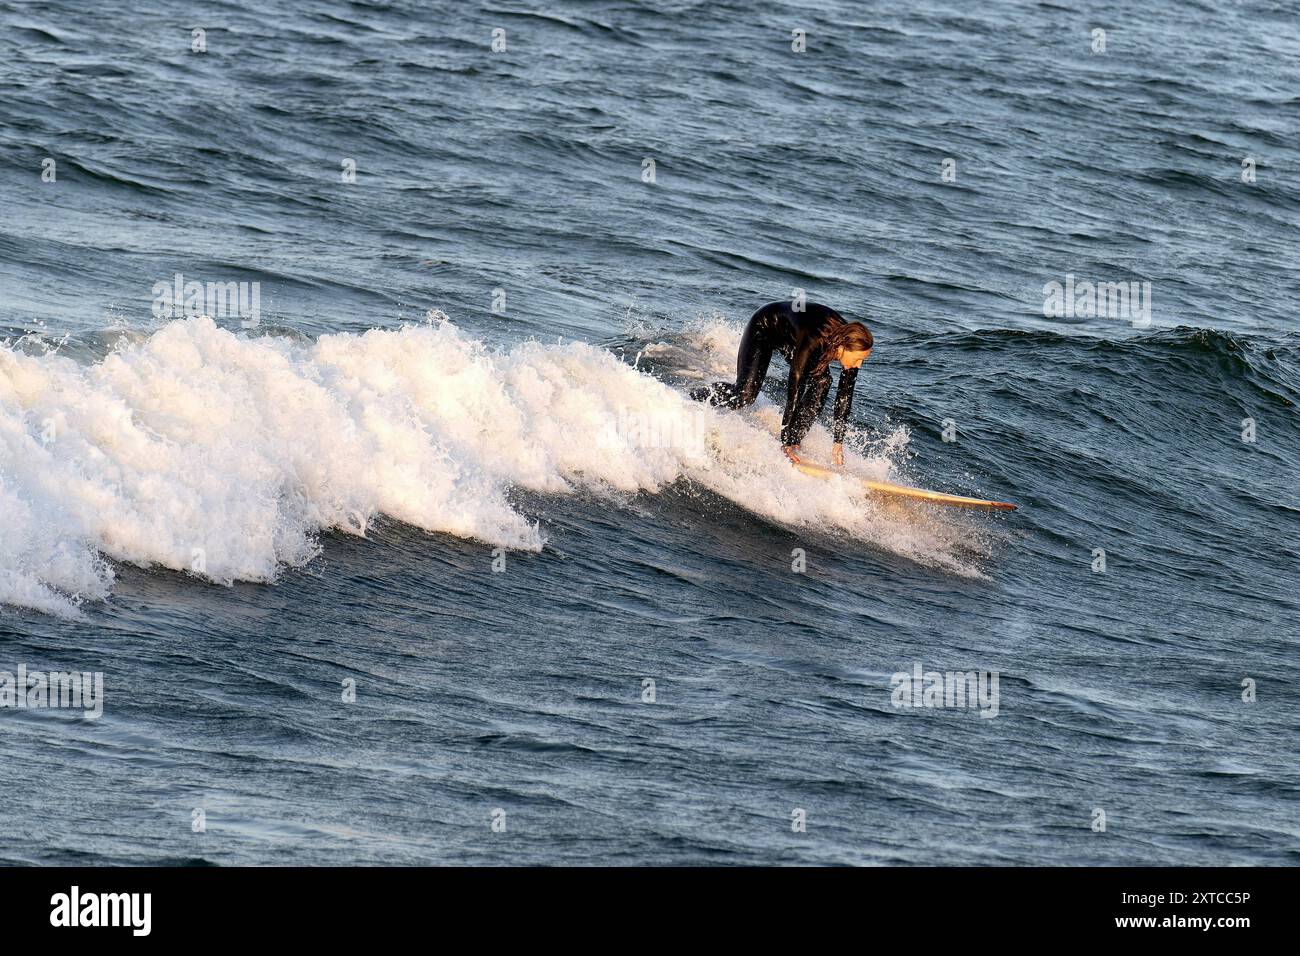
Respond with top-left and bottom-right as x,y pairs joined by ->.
0,315 -> 996,615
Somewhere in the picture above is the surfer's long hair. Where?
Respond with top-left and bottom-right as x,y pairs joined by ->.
813,316 -> 874,375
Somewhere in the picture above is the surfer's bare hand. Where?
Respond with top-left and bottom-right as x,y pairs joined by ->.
783,445 -> 802,464
831,443 -> 844,468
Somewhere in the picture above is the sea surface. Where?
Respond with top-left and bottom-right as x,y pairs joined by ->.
1,0 -> 1298,864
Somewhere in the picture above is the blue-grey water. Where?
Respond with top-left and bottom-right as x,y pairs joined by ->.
1,0 -> 1298,865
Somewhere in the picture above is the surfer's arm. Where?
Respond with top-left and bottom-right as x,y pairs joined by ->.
780,345 -> 808,446
780,337 -> 826,445
780,359 -> 803,445
782,371 -> 831,448
831,366 -> 858,444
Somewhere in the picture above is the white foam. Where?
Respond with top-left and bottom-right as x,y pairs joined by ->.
0,315 -> 985,616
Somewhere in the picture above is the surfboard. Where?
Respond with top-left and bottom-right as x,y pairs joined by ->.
792,461 -> 1017,510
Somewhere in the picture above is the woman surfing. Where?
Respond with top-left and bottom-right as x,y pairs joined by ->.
691,300 -> 873,466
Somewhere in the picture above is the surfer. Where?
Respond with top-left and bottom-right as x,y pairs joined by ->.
691,301 -> 873,465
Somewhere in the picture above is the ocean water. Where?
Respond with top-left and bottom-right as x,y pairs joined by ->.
1,0 -> 1298,865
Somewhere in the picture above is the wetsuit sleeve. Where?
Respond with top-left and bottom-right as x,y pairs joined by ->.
782,367 -> 800,441
832,367 -> 858,443
782,371 -> 831,447
780,342 -> 812,444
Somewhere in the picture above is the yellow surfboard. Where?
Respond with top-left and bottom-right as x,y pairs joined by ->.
792,461 -> 1017,510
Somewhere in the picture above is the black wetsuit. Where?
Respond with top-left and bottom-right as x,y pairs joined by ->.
692,301 -> 858,447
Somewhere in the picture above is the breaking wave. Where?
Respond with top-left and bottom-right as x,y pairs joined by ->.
0,314 -> 993,616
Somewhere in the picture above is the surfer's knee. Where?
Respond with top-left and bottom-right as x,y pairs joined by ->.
736,381 -> 762,407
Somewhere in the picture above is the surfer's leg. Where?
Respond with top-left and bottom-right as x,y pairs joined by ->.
690,313 -> 773,407
734,334 -> 773,406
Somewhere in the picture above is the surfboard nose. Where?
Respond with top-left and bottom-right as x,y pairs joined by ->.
792,460 -> 1017,510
